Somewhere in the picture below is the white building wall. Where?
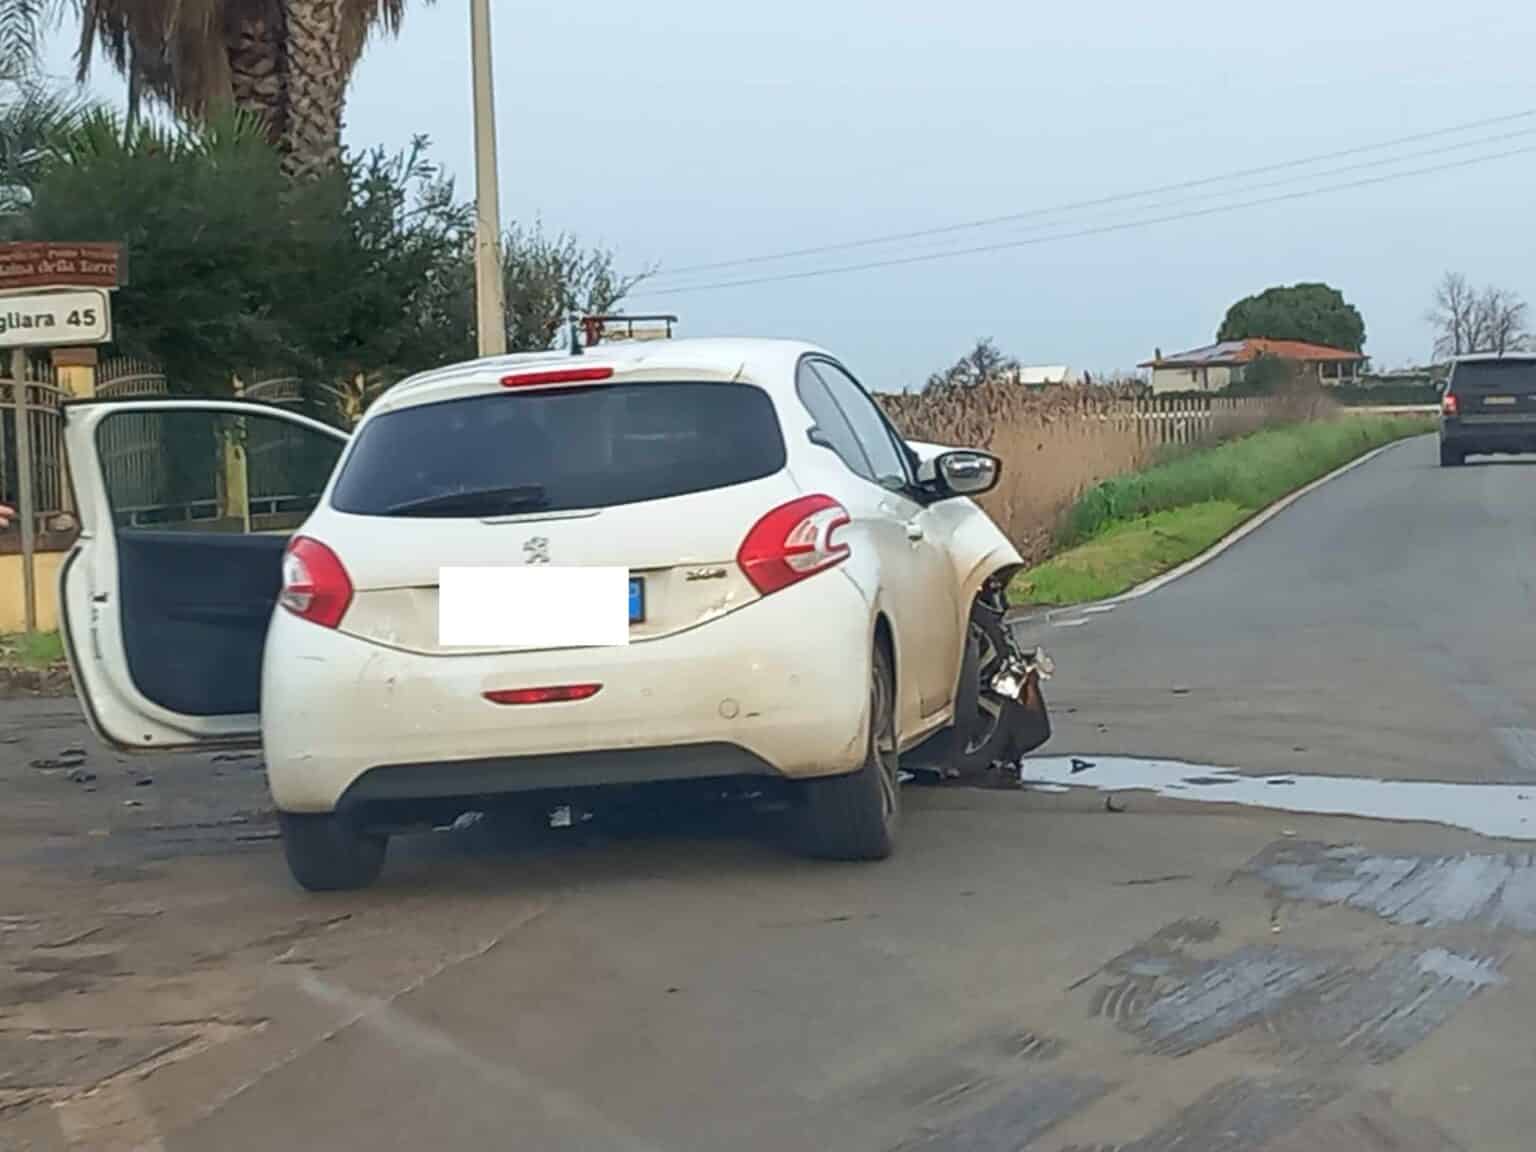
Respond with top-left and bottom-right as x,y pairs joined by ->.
1151,365 -> 1233,394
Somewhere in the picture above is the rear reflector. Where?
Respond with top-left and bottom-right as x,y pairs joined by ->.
738,494 -> 851,596
500,366 -> 614,389
483,684 -> 603,706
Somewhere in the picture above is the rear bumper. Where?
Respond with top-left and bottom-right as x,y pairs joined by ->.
1442,419 -> 1536,454
260,572 -> 874,813
337,743 -> 778,810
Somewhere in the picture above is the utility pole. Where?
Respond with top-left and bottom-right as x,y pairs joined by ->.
470,0 -> 508,357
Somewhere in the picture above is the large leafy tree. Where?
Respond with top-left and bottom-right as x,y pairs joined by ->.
501,222 -> 647,353
17,112 -> 640,411
74,0 -> 429,179
22,109 -> 472,386
1217,282 -> 1366,353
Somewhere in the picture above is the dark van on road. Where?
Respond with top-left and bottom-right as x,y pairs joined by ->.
1439,354 -> 1536,466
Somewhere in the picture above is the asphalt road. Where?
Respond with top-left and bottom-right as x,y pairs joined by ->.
4,433 -> 1536,1151
1026,433 -> 1536,784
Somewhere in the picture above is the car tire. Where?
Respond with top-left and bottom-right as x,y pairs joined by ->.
952,603 -> 1016,778
796,641 -> 899,861
279,811 -> 388,892
1440,443 -> 1465,467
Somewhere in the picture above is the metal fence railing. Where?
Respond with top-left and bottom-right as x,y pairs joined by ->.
0,362 -> 69,537
96,359 -> 171,524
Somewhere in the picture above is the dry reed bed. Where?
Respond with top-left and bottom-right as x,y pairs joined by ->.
880,383 -> 1297,565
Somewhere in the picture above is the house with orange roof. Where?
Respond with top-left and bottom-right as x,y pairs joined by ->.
1140,339 -> 1367,395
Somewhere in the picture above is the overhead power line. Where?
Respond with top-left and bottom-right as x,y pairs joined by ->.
815,125 -> 1536,267
646,107 -> 1536,281
634,142 -> 1536,298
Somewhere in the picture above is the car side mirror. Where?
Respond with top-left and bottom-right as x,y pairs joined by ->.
919,450 -> 1001,498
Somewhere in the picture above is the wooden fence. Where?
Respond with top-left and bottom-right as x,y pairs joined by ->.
879,388 -> 1302,565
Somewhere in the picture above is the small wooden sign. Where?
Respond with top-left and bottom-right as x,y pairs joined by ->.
0,242 -> 125,291
50,346 -> 99,368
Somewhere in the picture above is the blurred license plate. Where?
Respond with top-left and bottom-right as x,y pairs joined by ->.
1485,395 -> 1517,405
629,577 -> 645,623
438,566 -> 630,648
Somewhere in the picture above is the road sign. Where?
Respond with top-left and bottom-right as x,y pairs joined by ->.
0,242 -> 124,291
0,288 -> 112,348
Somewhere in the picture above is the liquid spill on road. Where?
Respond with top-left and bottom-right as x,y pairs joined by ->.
1021,756 -> 1536,840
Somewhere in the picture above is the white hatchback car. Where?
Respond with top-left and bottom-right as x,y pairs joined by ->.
59,338 -> 1051,890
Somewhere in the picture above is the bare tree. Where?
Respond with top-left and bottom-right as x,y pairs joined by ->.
1430,272 -> 1479,358
1430,273 -> 1531,358
924,337 -> 1020,392
1476,286 -> 1530,355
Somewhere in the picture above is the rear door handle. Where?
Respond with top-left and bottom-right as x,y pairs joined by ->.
905,521 -> 925,541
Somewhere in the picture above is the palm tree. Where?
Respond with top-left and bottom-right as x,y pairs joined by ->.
73,0 -> 426,179
0,82 -> 97,219
0,0 -> 59,80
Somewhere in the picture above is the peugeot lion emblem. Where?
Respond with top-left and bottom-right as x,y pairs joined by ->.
523,536 -> 551,564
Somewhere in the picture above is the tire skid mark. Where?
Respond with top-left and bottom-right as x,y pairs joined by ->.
888,1073 -> 1111,1152
1250,841 -> 1536,931
1080,910 -> 1501,1065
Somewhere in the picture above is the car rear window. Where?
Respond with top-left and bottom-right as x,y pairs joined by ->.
329,381 -> 786,517
1449,360 -> 1536,395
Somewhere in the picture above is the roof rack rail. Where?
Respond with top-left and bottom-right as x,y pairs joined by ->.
570,313 -> 678,354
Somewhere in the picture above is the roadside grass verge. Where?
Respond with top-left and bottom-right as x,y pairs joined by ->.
0,630 -> 70,697
1,630 -> 64,669
1011,415 -> 1432,607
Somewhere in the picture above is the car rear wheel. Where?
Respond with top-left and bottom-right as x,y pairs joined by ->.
1440,443 -> 1465,467
796,642 -> 899,861
279,811 -> 388,891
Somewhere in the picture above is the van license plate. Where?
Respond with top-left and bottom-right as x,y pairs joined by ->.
629,577 -> 645,623
1485,395 -> 1517,405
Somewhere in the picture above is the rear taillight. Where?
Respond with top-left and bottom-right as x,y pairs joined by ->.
484,684 -> 602,706
1442,392 -> 1459,416
281,536 -> 354,629
738,494 -> 851,596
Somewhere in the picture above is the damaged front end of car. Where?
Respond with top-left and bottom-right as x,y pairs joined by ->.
974,574 -> 1053,774
908,574 -> 1055,788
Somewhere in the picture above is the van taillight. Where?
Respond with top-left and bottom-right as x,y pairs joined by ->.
1442,392 -> 1459,416
281,536 -> 354,629
737,494 -> 851,596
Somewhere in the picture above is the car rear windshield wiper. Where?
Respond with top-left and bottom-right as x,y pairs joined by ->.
385,485 -> 551,517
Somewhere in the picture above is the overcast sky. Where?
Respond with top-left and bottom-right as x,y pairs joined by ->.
43,1 -> 1536,390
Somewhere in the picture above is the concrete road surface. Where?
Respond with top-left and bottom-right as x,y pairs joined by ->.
4,434 -> 1536,1151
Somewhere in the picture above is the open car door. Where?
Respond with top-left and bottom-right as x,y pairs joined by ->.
59,399 -> 349,752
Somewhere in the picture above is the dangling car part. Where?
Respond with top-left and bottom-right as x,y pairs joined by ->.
950,575 -> 1053,784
